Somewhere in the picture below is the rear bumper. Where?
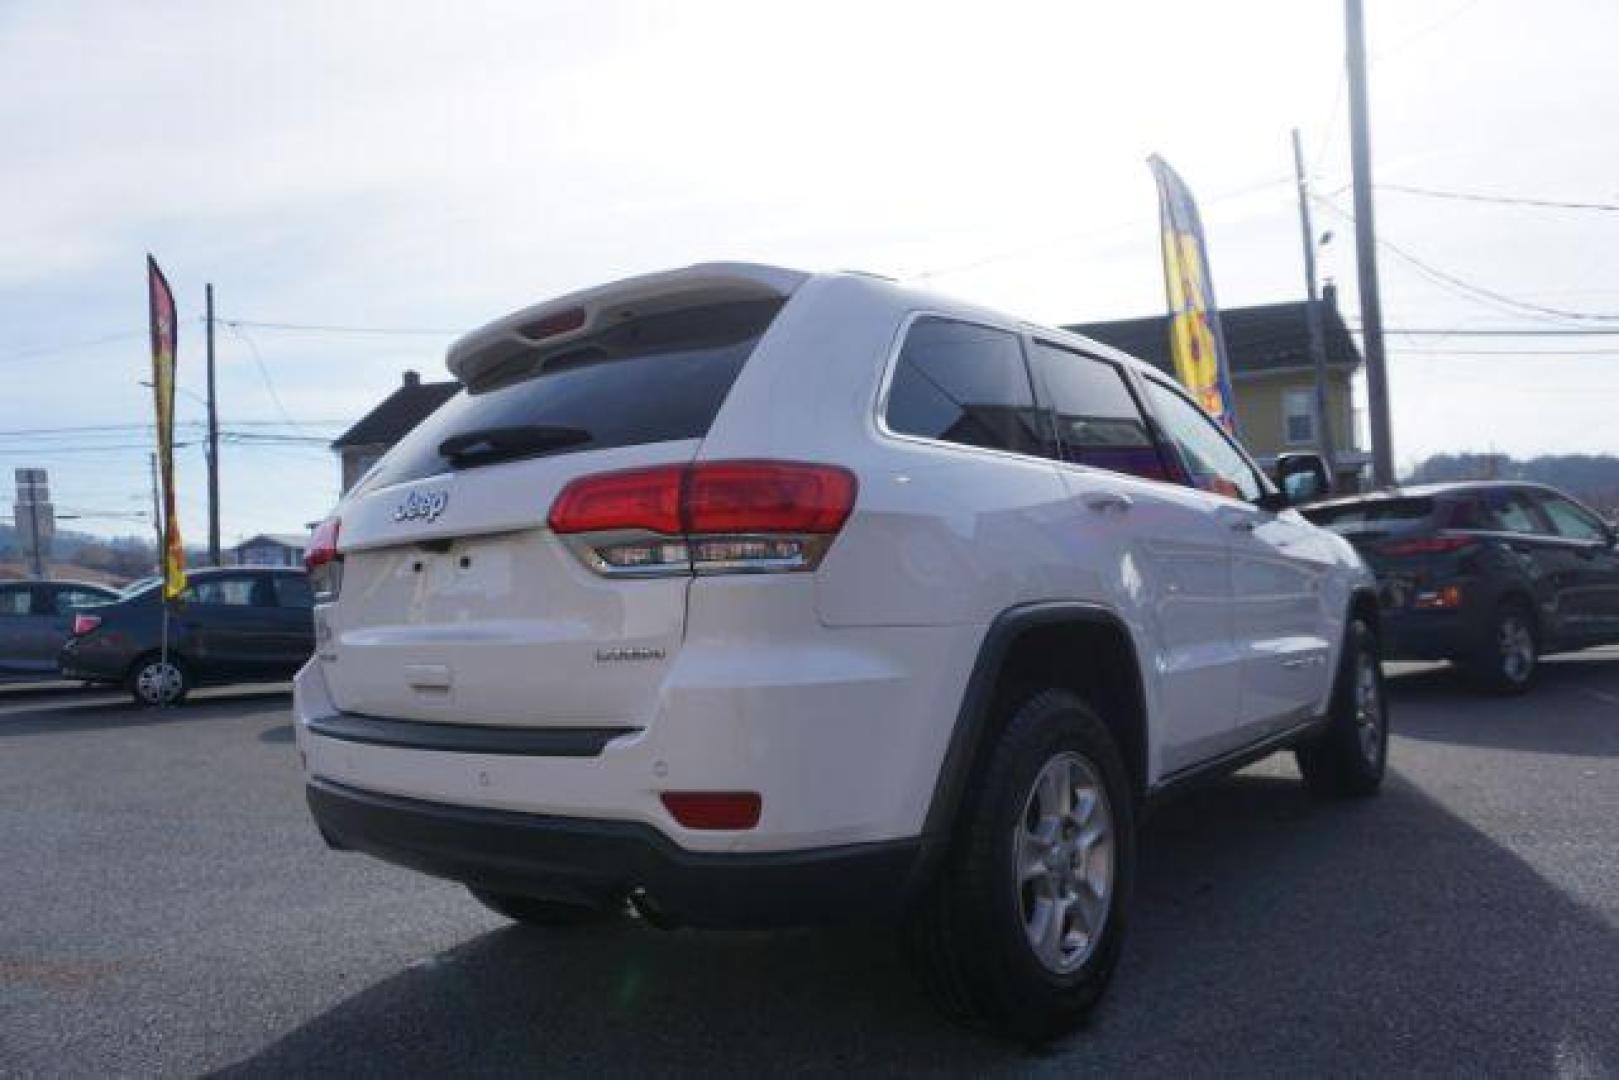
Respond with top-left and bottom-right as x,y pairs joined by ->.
307,777 -> 924,929
1379,608 -> 1485,662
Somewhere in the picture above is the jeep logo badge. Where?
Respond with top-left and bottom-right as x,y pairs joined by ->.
394,489 -> 449,523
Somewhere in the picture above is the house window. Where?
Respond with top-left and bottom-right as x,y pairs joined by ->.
1282,388 -> 1316,446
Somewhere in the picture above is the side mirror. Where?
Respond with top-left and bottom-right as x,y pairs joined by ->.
1275,453 -> 1332,506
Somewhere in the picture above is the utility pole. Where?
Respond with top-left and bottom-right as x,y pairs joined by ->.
1346,0 -> 1395,487
205,282 -> 221,565
1291,128 -> 1336,483
149,451 -> 164,575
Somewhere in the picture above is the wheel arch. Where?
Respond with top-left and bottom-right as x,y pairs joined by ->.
918,603 -> 1150,870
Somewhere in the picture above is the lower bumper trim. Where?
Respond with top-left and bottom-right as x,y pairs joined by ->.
306,778 -> 924,929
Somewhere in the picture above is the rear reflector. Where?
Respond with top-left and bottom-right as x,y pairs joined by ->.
71,614 -> 102,636
660,791 -> 762,830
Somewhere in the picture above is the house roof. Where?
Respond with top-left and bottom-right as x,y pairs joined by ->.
1064,294 -> 1362,378
331,370 -> 459,449
233,533 -> 310,550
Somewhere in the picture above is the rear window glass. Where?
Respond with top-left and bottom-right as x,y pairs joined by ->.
366,299 -> 783,487
1304,497 -> 1435,529
884,317 -> 1047,456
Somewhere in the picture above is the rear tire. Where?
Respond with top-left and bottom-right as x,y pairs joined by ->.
468,887 -> 617,927
128,653 -> 190,707
906,689 -> 1135,1043
1464,600 -> 1538,696
1296,619 -> 1387,798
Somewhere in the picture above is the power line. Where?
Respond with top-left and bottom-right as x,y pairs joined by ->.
1352,327 -> 1619,337
221,318 -> 465,337
1314,194 -> 1619,322
910,175 -> 1293,281
0,329 -> 147,366
1378,183 -> 1619,213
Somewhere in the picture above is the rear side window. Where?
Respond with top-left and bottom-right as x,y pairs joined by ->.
273,575 -> 315,609
1480,489 -> 1550,535
185,576 -> 268,607
1305,497 -> 1435,529
368,299 -> 784,487
52,588 -> 109,614
0,586 -> 29,615
884,317 -> 1047,456
1028,342 -> 1169,481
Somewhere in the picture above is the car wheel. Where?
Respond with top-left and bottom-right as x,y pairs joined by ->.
129,654 -> 190,707
467,887 -> 618,927
1466,601 -> 1538,696
1296,618 -> 1387,798
907,689 -> 1135,1043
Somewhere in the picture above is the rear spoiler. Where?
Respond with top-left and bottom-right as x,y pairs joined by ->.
446,262 -> 809,386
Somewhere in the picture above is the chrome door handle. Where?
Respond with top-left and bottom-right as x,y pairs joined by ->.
1082,492 -> 1133,512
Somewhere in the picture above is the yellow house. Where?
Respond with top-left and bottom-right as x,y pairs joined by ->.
1067,286 -> 1368,492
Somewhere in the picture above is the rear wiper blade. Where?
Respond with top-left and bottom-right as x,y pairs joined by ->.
438,425 -> 592,466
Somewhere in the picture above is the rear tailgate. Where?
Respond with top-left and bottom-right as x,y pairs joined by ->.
318,266 -> 802,728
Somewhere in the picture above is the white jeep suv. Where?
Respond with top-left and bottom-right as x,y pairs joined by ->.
296,263 -> 1384,1040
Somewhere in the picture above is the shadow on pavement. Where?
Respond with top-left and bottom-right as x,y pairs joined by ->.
1387,652 -> 1619,758
0,688 -> 291,738
214,771 -> 1617,1076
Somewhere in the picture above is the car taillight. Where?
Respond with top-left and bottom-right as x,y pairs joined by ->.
72,614 -> 102,636
549,460 -> 857,577
305,516 -> 343,601
1378,535 -> 1476,558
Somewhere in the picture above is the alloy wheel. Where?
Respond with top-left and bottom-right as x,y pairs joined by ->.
1498,615 -> 1535,685
1013,751 -> 1114,975
136,661 -> 184,705
1353,652 -> 1384,764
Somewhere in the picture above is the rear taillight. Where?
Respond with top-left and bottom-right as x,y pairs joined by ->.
71,614 -> 102,636
549,460 -> 857,577
1378,535 -> 1476,558
305,516 -> 343,601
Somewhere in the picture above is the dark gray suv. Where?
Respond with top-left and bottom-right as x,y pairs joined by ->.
1305,482 -> 1619,693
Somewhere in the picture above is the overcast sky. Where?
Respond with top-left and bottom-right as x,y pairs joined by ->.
4,0 -> 1617,543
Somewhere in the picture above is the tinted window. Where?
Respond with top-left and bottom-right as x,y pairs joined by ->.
185,576 -> 267,607
52,588 -> 110,614
0,586 -> 30,616
1480,489 -> 1548,535
273,574 -> 315,609
1141,378 -> 1262,501
1028,343 -> 1168,480
885,317 -> 1046,456
1536,492 -> 1607,541
369,299 -> 784,487
1305,497 -> 1435,529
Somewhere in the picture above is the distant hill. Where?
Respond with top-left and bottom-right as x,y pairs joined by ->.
1404,454 -> 1619,516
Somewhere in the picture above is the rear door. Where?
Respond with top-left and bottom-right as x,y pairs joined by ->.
1027,341 -> 1241,777
179,574 -> 287,679
1530,489 -> 1619,642
1476,488 -> 1575,642
1138,376 -> 1335,742
322,286 -> 793,727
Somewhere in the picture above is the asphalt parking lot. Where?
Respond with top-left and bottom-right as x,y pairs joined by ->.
2,656 -> 1616,1078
